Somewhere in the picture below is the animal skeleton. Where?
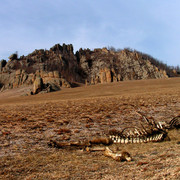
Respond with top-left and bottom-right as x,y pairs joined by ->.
48,115 -> 179,161
108,114 -> 180,144
49,115 -> 179,148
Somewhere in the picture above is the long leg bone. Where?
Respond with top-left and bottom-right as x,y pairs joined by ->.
85,147 -> 105,152
104,147 -> 132,162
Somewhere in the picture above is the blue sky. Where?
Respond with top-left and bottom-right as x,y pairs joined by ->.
0,0 -> 179,66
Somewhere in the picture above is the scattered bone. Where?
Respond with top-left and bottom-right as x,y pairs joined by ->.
89,137 -> 113,145
48,140 -> 132,162
104,147 -> 131,162
48,115 -> 179,164
48,139 -> 90,148
85,147 -> 105,152
48,137 -> 113,149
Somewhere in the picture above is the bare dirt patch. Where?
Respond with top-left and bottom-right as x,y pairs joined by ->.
0,78 -> 180,179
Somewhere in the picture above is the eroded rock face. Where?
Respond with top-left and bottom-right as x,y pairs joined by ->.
0,44 -> 169,94
100,68 -> 112,83
77,48 -> 168,85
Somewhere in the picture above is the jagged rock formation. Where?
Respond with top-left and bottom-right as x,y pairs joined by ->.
0,43 -> 169,94
77,48 -> 168,85
0,44 -> 77,94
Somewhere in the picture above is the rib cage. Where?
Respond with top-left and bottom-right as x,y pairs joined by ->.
109,127 -> 166,144
108,115 -> 179,144
168,116 -> 180,129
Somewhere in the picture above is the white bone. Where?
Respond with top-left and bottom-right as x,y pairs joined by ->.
139,137 -> 142,143
124,138 -> 128,144
149,136 -> 153,141
135,129 -> 141,135
129,130 -> 135,136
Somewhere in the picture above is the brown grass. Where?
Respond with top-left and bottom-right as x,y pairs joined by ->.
0,78 -> 180,179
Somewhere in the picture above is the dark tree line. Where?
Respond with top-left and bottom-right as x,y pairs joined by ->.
107,46 -> 180,77
136,50 -> 180,77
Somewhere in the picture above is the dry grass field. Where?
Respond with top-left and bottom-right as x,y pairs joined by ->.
0,78 -> 180,180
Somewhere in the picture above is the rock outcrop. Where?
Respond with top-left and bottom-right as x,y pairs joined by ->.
76,48 -> 168,85
33,76 -> 44,94
0,44 -> 169,94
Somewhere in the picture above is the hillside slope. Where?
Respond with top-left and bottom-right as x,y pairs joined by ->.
0,78 -> 179,179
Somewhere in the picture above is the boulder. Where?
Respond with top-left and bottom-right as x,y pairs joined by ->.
33,76 -> 44,94
44,78 -> 61,92
61,78 -> 71,88
48,83 -> 60,91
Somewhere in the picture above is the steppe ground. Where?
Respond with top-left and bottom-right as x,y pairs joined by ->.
0,78 -> 180,180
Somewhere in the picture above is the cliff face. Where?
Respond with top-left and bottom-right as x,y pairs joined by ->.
77,48 -> 168,85
0,44 -> 168,94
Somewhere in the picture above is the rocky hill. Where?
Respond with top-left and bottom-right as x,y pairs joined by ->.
0,43 -> 173,94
